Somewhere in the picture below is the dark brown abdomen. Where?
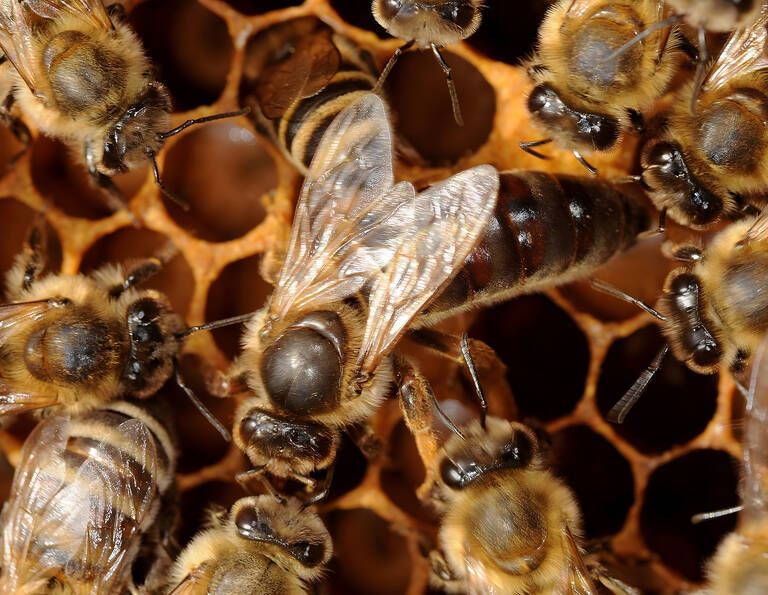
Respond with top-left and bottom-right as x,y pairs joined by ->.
419,171 -> 649,326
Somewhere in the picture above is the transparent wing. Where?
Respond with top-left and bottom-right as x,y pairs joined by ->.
356,165 -> 499,375
66,418 -> 158,593
741,333 -> 768,524
744,204 -> 768,244
464,554 -> 500,595
22,0 -> 113,30
704,4 -> 768,92
0,415 -> 71,591
0,0 -> 43,95
269,93 -> 410,319
0,415 -> 159,594
565,0 -> 597,19
0,299 -> 64,343
255,29 -> 340,119
0,384 -> 57,416
167,563 -> 215,594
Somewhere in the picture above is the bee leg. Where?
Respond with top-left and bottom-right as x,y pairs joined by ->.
108,257 -> 164,298
661,242 -> 702,263
236,465 -> 286,504
85,149 -> 139,224
302,463 -> 336,508
374,40 -> 415,92
428,549 -> 461,588
626,109 -> 645,134
18,221 -> 47,291
106,1 -> 126,23
0,93 -> 31,163
431,44 -> 464,127
345,423 -> 383,461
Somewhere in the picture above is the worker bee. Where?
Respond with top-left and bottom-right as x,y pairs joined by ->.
240,17 -> 378,175
0,224 -> 231,440
640,5 -> 768,228
0,0 -> 246,212
225,92 -> 499,495
371,0 -> 485,126
0,224 -> 184,417
522,0 -> 681,173
0,399 -> 177,593
396,357 -> 638,594
703,334 -> 768,594
167,495 -> 332,594
416,169 -> 650,328
593,208 -> 768,422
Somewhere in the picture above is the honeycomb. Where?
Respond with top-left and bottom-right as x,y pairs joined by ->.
0,0 -> 747,592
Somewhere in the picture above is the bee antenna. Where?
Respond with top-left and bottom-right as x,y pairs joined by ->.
689,26 -> 708,115
597,15 -> 683,63
608,345 -> 669,423
589,278 -> 666,321
691,505 -> 743,524
459,333 -> 488,429
374,40 -> 415,93
146,149 -> 190,211
179,312 -> 255,339
573,150 -> 598,176
174,362 -> 231,442
519,138 -> 552,160
156,107 -> 251,141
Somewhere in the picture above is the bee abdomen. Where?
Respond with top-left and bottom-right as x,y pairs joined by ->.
277,74 -> 376,171
422,171 -> 649,324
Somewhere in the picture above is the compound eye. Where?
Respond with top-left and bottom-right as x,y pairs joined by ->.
527,84 -> 555,114
378,0 -> 401,19
235,506 -> 273,541
289,540 -> 326,567
645,141 -> 680,174
261,326 -> 342,415
585,114 -> 619,151
692,337 -> 721,369
686,186 -> 723,226
440,2 -> 475,29
439,455 -> 482,489
498,430 -> 534,468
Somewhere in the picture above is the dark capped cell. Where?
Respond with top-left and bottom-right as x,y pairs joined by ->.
596,325 -> 718,455
205,255 -> 273,360
130,0 -> 232,111
0,200 -> 61,279
325,508 -> 412,595
81,227 -> 194,317
385,50 -> 494,165
549,425 -> 634,538
330,0 -> 391,37
471,294 -> 590,422
161,123 -> 274,242
641,449 -> 740,582
30,137 -> 146,219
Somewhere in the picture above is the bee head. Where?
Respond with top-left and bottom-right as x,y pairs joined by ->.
232,495 -> 332,572
233,406 -> 338,474
121,296 -> 184,397
101,83 -> 172,173
642,140 -> 724,227
373,0 -> 481,45
440,419 -> 538,489
527,84 -> 619,153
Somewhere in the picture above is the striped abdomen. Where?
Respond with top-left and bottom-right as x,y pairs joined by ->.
273,34 -> 378,173
419,170 -> 650,326
0,400 -> 175,594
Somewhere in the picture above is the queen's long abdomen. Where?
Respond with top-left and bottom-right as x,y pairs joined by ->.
419,170 -> 650,326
